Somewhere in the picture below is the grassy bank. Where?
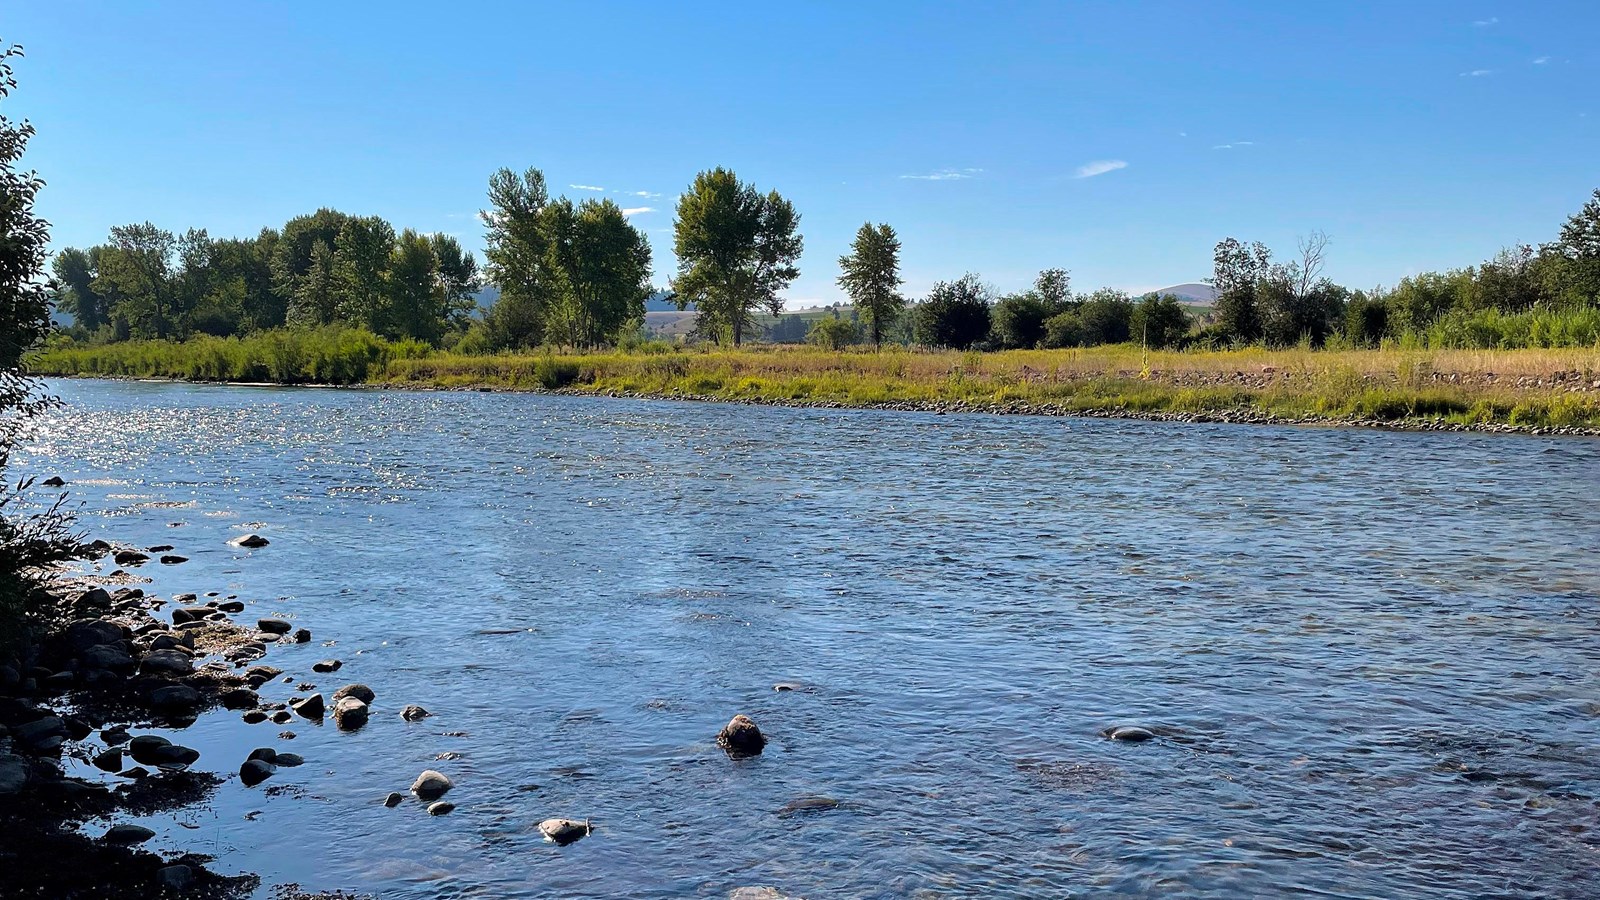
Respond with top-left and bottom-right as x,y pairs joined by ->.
30,332 -> 1600,431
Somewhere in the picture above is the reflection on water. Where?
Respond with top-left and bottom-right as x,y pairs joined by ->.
21,379 -> 1600,898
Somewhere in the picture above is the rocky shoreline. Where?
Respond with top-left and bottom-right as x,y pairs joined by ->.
0,527 -> 414,898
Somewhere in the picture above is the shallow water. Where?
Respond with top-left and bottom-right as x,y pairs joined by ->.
19,379 -> 1600,898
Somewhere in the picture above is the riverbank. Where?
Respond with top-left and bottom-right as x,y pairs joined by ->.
0,525 -> 383,898
32,340 -> 1600,433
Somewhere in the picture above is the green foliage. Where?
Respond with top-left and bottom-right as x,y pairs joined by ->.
992,269 -> 1072,348
836,222 -> 904,347
672,167 -> 803,345
1075,288 -> 1134,345
31,328 -> 417,385
1130,294 -> 1191,348
540,197 -> 652,347
913,274 -> 992,349
807,315 -> 860,350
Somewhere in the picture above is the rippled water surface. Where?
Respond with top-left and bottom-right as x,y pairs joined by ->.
20,379 -> 1600,898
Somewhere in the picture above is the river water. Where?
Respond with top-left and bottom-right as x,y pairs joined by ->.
19,379 -> 1600,898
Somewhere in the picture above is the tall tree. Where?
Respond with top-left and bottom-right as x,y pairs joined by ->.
50,247 -> 106,331
287,240 -> 338,328
540,198 -> 651,347
96,223 -> 176,339
836,222 -> 904,348
672,168 -> 802,345
331,215 -> 396,331
481,167 -> 551,348
429,233 -> 481,334
1210,237 -> 1272,342
386,229 -> 443,343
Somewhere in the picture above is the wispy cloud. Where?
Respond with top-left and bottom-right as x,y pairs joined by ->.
899,167 -> 983,181
1074,159 -> 1128,179
1533,56 -> 1550,65
621,206 -> 655,217
1213,141 -> 1254,150
620,190 -> 661,199
1178,131 -> 1188,137
1472,16 -> 1498,26
569,183 -> 606,192
1459,69 -> 1493,77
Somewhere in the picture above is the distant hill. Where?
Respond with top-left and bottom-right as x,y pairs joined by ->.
1147,282 -> 1216,304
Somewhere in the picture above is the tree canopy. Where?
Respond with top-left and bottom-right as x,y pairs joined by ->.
671,168 -> 802,345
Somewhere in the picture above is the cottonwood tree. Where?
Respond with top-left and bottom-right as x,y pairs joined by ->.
1210,237 -> 1272,343
912,274 -> 992,349
332,215 -> 396,330
481,166 -> 552,348
96,223 -> 176,339
836,222 -> 904,348
672,168 -> 802,345
540,198 -> 652,347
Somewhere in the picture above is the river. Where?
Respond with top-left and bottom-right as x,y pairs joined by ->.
20,379 -> 1600,898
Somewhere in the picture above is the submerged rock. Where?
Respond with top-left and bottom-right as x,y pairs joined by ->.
220,687 -> 259,710
291,628 -> 312,643
312,659 -> 342,674
717,714 -> 767,758
256,619 -> 291,635
400,704 -> 431,722
275,753 -> 303,767
242,710 -> 269,724
113,549 -> 149,566
247,748 -> 277,764
411,770 -> 453,800
538,817 -> 592,845
230,534 -> 270,548
1106,726 -> 1156,742
93,748 -> 124,772
384,791 -> 404,808
217,600 -> 245,613
156,864 -> 194,892
41,475 -> 66,487
427,801 -> 455,816
159,555 -> 188,565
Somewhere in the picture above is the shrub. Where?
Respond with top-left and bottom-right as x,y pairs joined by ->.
807,316 -> 860,350
912,274 -> 992,349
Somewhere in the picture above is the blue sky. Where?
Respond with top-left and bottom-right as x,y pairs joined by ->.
7,1 -> 1598,306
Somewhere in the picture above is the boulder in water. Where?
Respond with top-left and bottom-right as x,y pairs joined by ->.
332,684 -> 375,704
230,534 -> 270,548
290,693 -> 325,719
400,704 -> 431,722
538,818 -> 592,845
103,824 -> 155,844
312,659 -> 342,673
717,714 -> 767,758
256,619 -> 291,635
333,696 -> 369,730
428,800 -> 455,816
411,769 -> 453,800
384,791 -> 404,808
240,758 -> 274,787
1106,726 -> 1156,742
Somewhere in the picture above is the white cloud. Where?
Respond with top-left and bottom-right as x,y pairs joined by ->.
899,167 -> 983,181
1178,131 -> 1188,137
1235,141 -> 1255,146
1534,56 -> 1550,64
569,184 -> 606,191
620,190 -> 662,199
1472,16 -> 1498,26
1074,159 -> 1128,179
1460,69 -> 1493,77
621,206 -> 655,217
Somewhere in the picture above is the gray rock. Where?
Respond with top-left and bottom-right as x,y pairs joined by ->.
290,693 -> 325,719
246,747 -> 277,764
411,769 -> 453,800
240,758 -> 274,787
538,817 -> 592,845
103,823 -> 156,844
242,710 -> 268,724
384,791 -> 404,807
220,687 -> 259,710
171,606 -> 215,625
333,696 -> 369,730
93,748 -> 124,772
332,684 -> 375,704
717,714 -> 766,758
0,752 -> 29,794
127,734 -> 171,760
427,800 -> 455,816
400,704 -> 431,721
142,649 -> 194,676
312,659 -> 342,673
274,752 -> 303,767
256,619 -> 292,635
13,715 -> 67,750
82,643 -> 135,674
64,619 -> 123,652
151,684 -> 201,711
155,864 -> 194,892
230,534 -> 270,548
271,710 -> 293,724
159,555 -> 188,565
217,600 -> 245,613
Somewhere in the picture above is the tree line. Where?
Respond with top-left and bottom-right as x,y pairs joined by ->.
48,164 -> 1600,353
